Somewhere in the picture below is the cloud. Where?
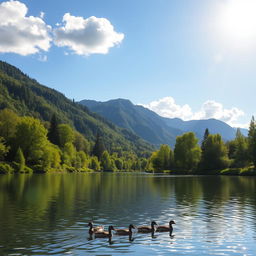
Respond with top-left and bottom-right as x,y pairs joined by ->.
141,97 -> 245,127
0,1 -> 51,56
142,97 -> 193,121
54,13 -> 124,56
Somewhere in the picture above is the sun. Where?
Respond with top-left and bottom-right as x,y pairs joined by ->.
217,0 -> 256,45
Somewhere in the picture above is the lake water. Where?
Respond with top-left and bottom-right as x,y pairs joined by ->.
0,173 -> 256,255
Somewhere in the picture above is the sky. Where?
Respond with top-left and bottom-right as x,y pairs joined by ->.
0,0 -> 256,128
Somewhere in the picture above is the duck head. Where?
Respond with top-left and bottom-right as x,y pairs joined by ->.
151,221 -> 158,228
129,224 -> 136,231
87,222 -> 93,228
108,225 -> 115,232
169,220 -> 176,225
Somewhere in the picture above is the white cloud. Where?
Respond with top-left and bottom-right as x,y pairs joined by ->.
0,1 -> 51,56
141,97 -> 246,127
142,97 -> 193,121
54,13 -> 124,56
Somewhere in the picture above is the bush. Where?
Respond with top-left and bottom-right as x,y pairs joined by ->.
0,162 -> 14,174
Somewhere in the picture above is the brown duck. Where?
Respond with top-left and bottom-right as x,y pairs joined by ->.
94,225 -> 115,238
137,221 -> 157,233
87,222 -> 104,234
115,224 -> 136,235
156,220 -> 175,232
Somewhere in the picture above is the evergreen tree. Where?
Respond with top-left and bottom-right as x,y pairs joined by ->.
48,114 -> 60,146
201,128 -> 209,151
15,147 -> 25,173
248,116 -> 256,168
92,133 -> 105,160
233,129 -> 248,167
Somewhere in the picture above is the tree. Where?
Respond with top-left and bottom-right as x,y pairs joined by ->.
248,116 -> 256,168
73,132 -> 90,154
15,147 -> 25,173
201,128 -> 209,151
174,132 -> 201,170
232,129 -> 248,167
47,114 -> 60,146
0,137 -> 9,160
58,124 -> 75,148
101,150 -> 115,171
89,156 -> 100,171
14,117 -> 49,164
200,134 -> 229,171
0,109 -> 20,141
92,133 -> 105,160
150,144 -> 173,171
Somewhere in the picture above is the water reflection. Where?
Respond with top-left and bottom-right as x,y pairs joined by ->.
0,173 -> 256,255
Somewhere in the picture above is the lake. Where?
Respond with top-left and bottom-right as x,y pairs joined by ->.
0,173 -> 256,255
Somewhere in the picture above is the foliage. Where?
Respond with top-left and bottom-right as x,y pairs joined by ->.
0,162 -> 14,174
174,132 -> 201,171
58,124 -> 75,148
89,156 -> 101,171
232,129 -> 249,167
0,137 -> 9,160
248,116 -> 256,168
14,147 -> 25,173
200,134 -> 229,171
92,133 -> 105,160
101,150 -> 116,171
150,144 -> 174,171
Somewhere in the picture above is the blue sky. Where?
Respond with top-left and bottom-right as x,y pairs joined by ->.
0,0 -> 256,128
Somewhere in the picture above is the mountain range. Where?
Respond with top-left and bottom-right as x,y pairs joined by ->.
0,61 -> 152,155
80,99 -> 248,146
0,60 -> 247,151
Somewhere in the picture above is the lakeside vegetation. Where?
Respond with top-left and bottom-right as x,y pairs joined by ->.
1,106 -> 256,175
0,109 -> 148,174
147,119 -> 256,176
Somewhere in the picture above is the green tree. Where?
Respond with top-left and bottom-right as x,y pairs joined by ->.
248,116 -> 256,168
201,128 -> 209,151
174,132 -> 201,171
58,124 -> 75,148
14,117 -> 49,164
0,137 -> 9,160
47,114 -> 60,146
89,156 -> 101,171
200,134 -> 229,171
150,144 -> 173,171
92,133 -> 105,160
0,109 -> 20,141
15,147 -> 25,173
232,129 -> 248,167
73,132 -> 90,154
101,150 -> 115,171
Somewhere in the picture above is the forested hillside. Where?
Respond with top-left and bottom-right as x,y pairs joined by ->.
0,61 -> 152,155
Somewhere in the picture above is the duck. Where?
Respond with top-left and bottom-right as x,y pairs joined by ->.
87,222 -> 104,234
94,225 -> 115,238
137,221 -> 158,233
156,220 -> 175,232
115,224 -> 136,236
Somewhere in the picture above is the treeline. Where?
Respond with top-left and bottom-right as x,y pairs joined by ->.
148,117 -> 256,175
0,109 -> 148,174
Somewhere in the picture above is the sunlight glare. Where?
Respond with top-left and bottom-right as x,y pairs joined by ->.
218,0 -> 256,46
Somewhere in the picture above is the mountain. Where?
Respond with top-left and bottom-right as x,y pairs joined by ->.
0,61 -> 153,155
80,99 -> 248,146
80,99 -> 183,146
